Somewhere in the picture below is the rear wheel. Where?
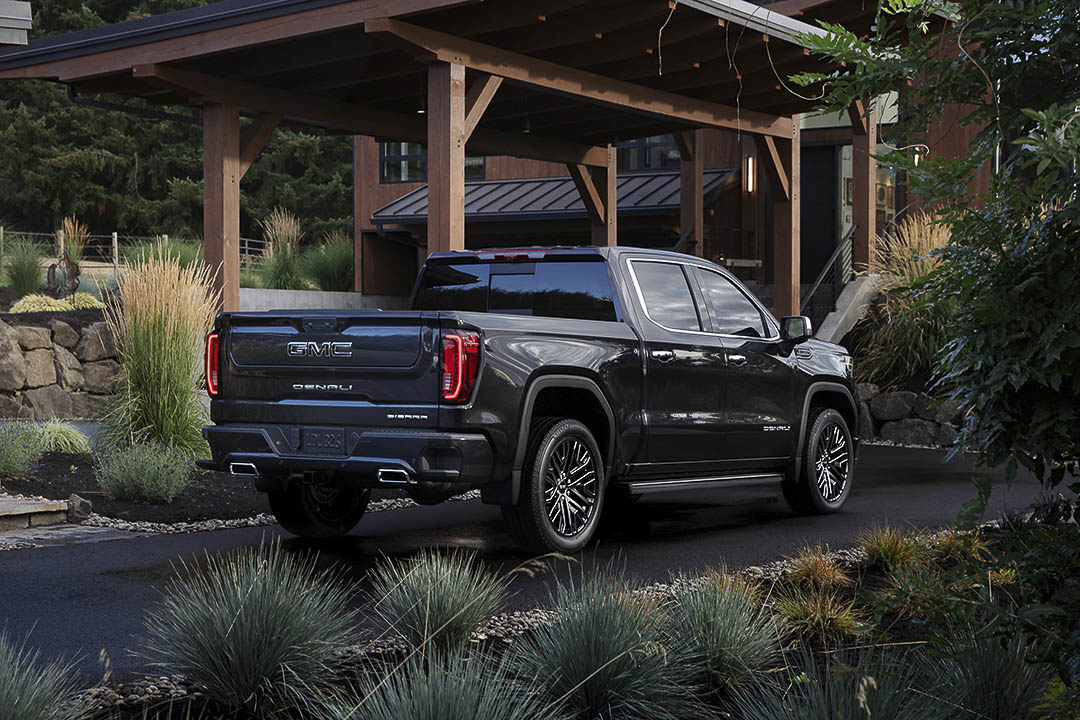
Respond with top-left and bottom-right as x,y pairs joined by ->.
268,481 -> 370,538
783,407 -> 853,514
503,418 -> 605,553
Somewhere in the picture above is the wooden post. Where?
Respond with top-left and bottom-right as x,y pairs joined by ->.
677,130 -> 704,257
755,118 -> 800,317
162,233 -> 169,246
111,231 -> 119,277
203,103 -> 241,312
590,145 -> 617,246
426,62 -> 466,254
850,100 -> 877,272
353,135 -> 364,293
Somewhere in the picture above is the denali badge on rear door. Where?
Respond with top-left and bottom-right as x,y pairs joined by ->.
292,383 -> 354,392
287,341 -> 353,358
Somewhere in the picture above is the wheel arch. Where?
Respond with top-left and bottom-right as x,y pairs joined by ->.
794,382 -> 858,481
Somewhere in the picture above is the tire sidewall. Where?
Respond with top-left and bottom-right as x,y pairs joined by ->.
804,408 -> 853,513
269,484 -> 369,537
526,419 -> 606,553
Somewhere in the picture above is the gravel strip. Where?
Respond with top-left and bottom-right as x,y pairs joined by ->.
0,541 -> 39,551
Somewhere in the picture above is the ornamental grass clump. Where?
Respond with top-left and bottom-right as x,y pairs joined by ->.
368,548 -> 506,653
773,585 -> 865,645
0,421 -> 45,478
511,573 -> 704,720
94,442 -> 191,503
103,242 -> 218,454
9,294 -> 73,313
5,238 -> 44,297
0,633 -> 88,720
257,208 -> 307,290
37,420 -> 91,454
938,632 -> 1053,720
859,524 -> 926,571
786,544 -> 852,590
667,570 -> 784,696
303,229 -> 355,292
67,292 -> 104,310
57,216 -> 89,267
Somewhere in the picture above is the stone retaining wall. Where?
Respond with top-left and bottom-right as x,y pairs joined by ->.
0,318 -> 118,420
856,383 -> 964,447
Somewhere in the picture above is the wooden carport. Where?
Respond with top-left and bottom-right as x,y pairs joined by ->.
0,0 -> 876,317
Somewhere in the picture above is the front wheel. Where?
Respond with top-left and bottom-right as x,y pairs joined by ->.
503,418 -> 605,553
783,407 -> 853,514
268,482 -> 370,538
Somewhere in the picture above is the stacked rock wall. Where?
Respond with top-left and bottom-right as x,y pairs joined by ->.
0,318 -> 118,420
856,383 -> 964,447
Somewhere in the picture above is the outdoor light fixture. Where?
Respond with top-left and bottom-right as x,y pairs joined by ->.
743,155 -> 755,194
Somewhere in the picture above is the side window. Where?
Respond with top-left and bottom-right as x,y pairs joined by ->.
696,269 -> 768,338
631,261 -> 701,331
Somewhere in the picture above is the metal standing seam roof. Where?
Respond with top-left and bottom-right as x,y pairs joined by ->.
372,169 -> 736,225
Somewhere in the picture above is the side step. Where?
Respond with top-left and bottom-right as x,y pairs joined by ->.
625,473 -> 783,495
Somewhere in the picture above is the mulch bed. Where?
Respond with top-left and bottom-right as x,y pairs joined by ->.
1,452 -> 271,523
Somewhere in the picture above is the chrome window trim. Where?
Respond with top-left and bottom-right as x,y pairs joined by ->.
693,264 -> 781,340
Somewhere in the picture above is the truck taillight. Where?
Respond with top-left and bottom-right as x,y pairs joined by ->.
205,332 -> 220,397
442,330 -> 480,404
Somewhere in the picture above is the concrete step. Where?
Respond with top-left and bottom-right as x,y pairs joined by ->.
0,496 -> 69,531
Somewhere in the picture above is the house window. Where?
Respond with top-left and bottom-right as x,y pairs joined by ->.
616,135 -> 681,171
379,142 -> 486,183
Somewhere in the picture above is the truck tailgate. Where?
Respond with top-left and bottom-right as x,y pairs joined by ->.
214,310 -> 440,426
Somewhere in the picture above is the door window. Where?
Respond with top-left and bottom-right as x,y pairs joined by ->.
631,261 -> 701,331
696,269 -> 769,338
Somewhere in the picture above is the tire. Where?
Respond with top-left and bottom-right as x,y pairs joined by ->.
268,482 -> 370,538
502,417 -> 606,553
783,407 -> 854,515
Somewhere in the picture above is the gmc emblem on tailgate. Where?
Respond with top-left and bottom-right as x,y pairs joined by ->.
287,341 -> 353,358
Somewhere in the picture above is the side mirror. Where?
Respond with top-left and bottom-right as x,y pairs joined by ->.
781,315 -> 813,343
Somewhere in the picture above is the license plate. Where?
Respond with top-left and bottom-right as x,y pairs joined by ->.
301,427 -> 346,456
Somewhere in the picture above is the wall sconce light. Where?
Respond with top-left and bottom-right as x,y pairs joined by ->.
743,155 -> 755,194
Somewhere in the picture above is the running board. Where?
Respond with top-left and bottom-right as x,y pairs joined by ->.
626,473 -> 783,495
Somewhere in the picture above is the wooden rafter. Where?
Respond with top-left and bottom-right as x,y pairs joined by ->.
847,99 -> 869,135
566,163 -> 605,226
494,1 -> 668,56
364,17 -> 792,137
238,113 -> 281,178
463,73 -> 502,141
753,134 -> 790,201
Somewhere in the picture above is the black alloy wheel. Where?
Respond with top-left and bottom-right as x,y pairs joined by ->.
783,407 -> 854,514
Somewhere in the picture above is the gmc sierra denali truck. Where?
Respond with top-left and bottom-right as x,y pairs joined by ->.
198,246 -> 858,552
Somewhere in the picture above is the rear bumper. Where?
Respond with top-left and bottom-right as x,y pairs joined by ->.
197,423 -> 495,494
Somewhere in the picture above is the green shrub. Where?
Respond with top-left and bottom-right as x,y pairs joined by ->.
257,208 -> 307,290
773,586 -> 865,644
102,242 -> 217,454
0,632 -> 88,720
9,294 -> 72,313
303,230 -> 354,292
667,571 -> 783,695
37,420 -> 91,454
859,524 -> 926,571
733,648 -> 946,720
142,541 -> 356,716
94,442 -> 191,503
340,651 -> 559,720
5,238 -> 44,298
0,422 -> 45,478
938,632 -> 1053,720
510,574 -> 703,720
369,548 -> 506,653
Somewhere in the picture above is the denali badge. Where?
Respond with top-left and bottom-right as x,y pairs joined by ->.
292,383 -> 354,392
287,341 -> 353,358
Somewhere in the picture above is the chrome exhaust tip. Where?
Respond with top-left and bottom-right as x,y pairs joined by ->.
229,462 -> 259,476
377,468 -> 413,485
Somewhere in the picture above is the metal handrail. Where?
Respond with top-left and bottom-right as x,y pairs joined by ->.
802,223 -> 857,307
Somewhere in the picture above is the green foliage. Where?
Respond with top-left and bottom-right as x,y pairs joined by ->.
124,239 -> 203,270
938,632 -> 1053,720
0,421 -> 45,478
340,652 -> 561,720
4,239 -> 44,297
510,574 -> 703,720
142,541 -> 355,716
9,294 -> 74,313
94,442 -> 191,503
68,292 -> 105,310
0,632 -> 88,720
37,420 -> 91,454
368,548 -> 506,653
858,524 -> 925,571
257,208 -> 307,290
667,571 -> 783,695
302,230 -> 355,292
733,649 -> 947,720
773,586 -> 865,644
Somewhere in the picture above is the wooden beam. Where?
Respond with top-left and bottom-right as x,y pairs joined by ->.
754,135 -> 790,201
353,136 -> 364,293
427,62 -> 466,254
364,18 -> 792,137
238,113 -> 281,179
851,100 -> 877,271
426,0 -> 591,38
590,145 -> 617,246
679,129 -> 704,257
492,1 -> 667,56
203,103 -> 241,313
765,118 -> 800,317
131,63 -> 610,166
848,99 -> 869,135
567,163 -> 605,227
463,73 -> 502,141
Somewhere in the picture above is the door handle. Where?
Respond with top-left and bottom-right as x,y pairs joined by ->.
651,349 -> 676,362
727,353 -> 748,366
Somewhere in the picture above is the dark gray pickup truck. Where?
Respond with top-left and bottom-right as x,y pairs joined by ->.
198,246 -> 858,552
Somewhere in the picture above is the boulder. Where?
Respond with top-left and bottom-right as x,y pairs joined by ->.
87,393 -> 112,418
83,360 -> 121,395
857,400 -> 877,439
913,393 -> 937,421
936,423 -> 959,448
50,319 -> 80,349
0,393 -> 30,419
870,391 -> 917,422
855,383 -> 880,404
0,321 -> 27,391
67,494 -> 93,523
69,392 -> 92,419
23,385 -> 72,420
880,418 -> 940,447
934,397 -> 965,425
75,322 -> 116,362
52,344 -> 85,391
17,325 -> 51,350
23,349 -> 58,388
